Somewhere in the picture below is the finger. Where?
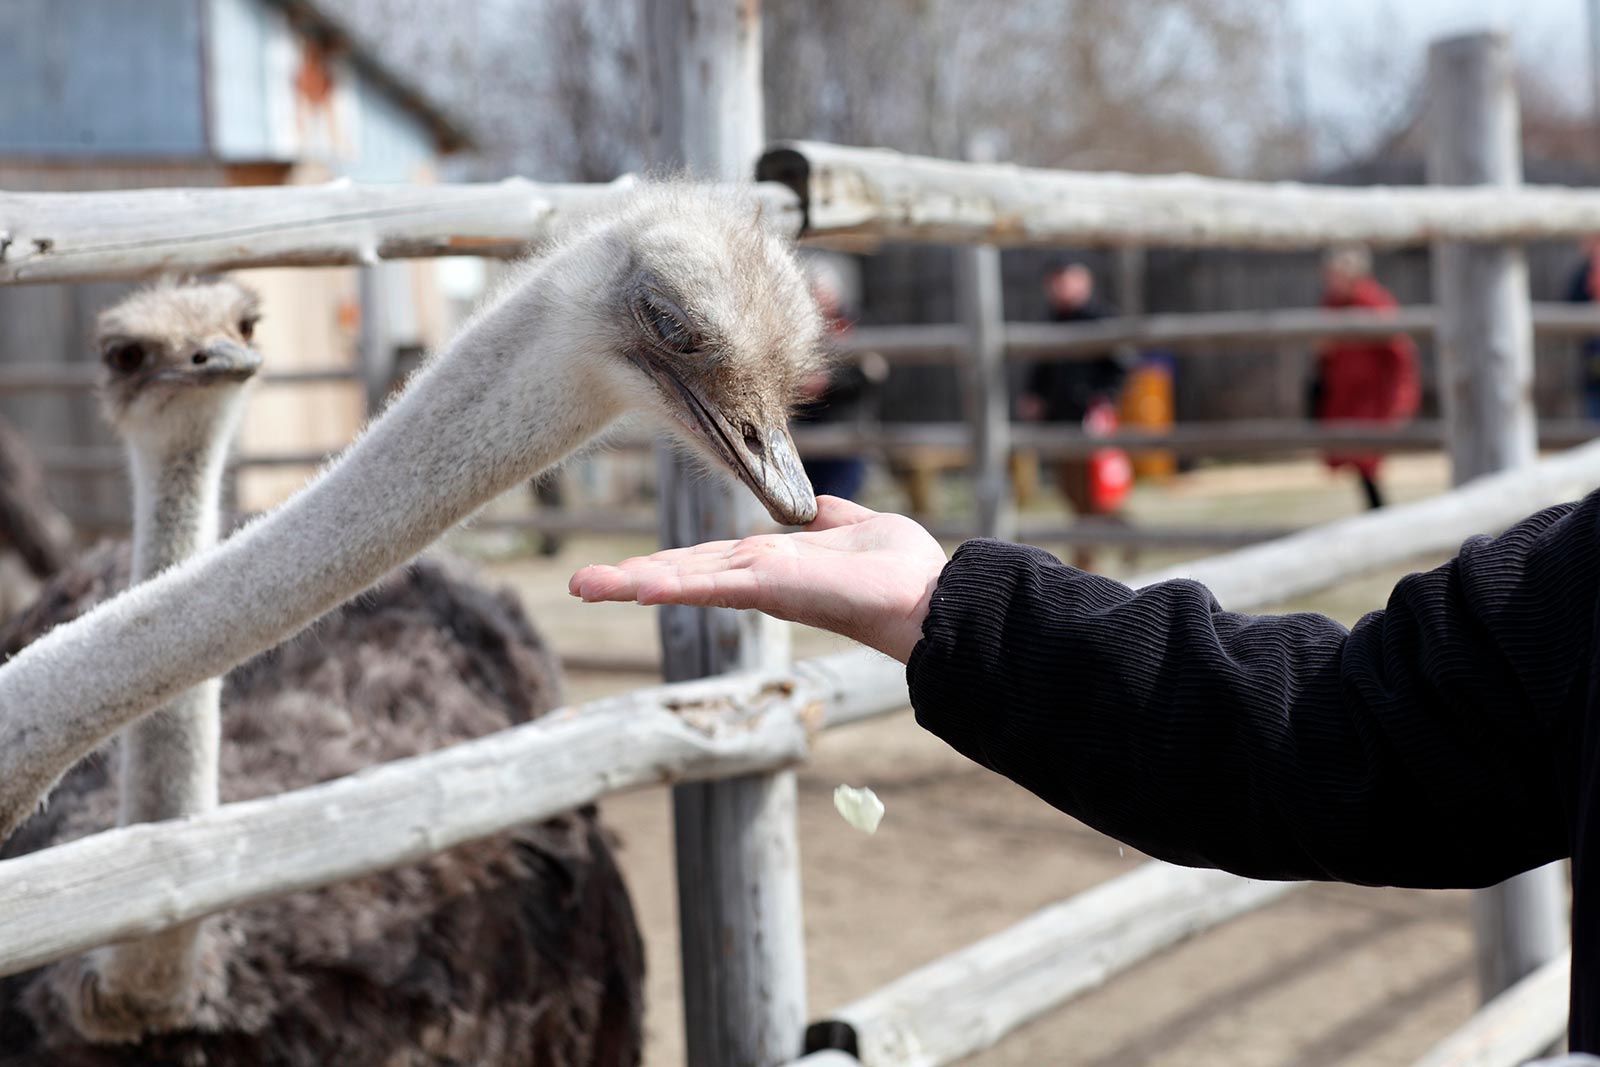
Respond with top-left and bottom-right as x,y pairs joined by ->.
614,539 -> 742,568
574,555 -> 741,598
625,553 -> 760,578
569,565 -> 660,602
807,495 -> 878,532
635,569 -> 765,610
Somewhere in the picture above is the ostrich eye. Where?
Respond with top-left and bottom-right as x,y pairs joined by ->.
104,342 -> 148,375
239,317 -> 258,341
640,296 -> 696,354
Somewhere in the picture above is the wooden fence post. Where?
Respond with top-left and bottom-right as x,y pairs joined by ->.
957,138 -> 1015,540
1427,30 -> 1568,1003
357,265 -> 395,417
647,3 -> 808,1065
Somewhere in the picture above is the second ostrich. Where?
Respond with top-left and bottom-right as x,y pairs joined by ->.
0,279 -> 644,1064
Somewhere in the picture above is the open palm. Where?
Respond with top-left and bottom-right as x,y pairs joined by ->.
569,497 -> 948,663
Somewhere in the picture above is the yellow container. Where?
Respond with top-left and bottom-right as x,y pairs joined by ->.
1118,360 -> 1177,481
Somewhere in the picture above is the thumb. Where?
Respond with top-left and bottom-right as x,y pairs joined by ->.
806,495 -> 879,532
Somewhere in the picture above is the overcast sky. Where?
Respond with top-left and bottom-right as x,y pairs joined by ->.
1297,0 -> 1593,160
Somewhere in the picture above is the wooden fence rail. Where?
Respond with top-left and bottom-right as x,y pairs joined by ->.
803,863 -> 1291,1067
841,304 -> 1600,365
759,139 -> 1600,249
11,133 -> 1600,290
0,180 -> 800,284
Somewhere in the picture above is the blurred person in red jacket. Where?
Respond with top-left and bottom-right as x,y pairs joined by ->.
1311,245 -> 1420,510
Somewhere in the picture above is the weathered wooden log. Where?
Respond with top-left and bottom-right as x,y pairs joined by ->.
0,179 -> 800,284
804,863 -> 1293,1067
759,139 -> 1600,249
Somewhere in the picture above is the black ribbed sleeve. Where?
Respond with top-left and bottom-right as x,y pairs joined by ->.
907,492 -> 1600,889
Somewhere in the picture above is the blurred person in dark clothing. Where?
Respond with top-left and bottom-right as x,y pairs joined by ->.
1312,245 -> 1420,511
1018,261 -> 1125,430
795,260 -> 886,502
1566,236 -> 1600,419
1018,261 -> 1132,567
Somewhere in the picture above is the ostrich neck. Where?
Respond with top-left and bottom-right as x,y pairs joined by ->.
127,430 -> 229,583
90,420 -> 235,1027
0,281 -> 616,844
117,426 -> 235,827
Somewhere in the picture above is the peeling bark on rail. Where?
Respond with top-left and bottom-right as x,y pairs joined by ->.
761,140 -> 1600,249
0,179 -> 802,284
0,650 -> 906,978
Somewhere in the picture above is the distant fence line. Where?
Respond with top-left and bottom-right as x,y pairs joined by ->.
841,304 -> 1600,365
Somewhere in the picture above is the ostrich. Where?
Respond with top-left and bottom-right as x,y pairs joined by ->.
0,279 -> 645,1065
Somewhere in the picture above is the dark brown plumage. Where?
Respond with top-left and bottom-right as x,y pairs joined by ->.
0,414 -> 75,617
0,547 -> 645,1067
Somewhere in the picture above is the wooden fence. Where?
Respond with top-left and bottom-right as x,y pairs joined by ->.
0,17 -> 1583,1067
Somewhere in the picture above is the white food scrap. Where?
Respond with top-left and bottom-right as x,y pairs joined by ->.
833,784 -> 885,834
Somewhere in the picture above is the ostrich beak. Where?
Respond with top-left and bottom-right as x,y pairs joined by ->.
680,390 -> 816,526
634,355 -> 817,525
156,341 -> 263,385
723,420 -> 817,527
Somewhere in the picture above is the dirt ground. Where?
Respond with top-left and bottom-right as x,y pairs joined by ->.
459,455 -> 1524,1066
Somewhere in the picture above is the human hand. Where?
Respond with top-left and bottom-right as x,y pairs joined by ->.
569,497 -> 948,663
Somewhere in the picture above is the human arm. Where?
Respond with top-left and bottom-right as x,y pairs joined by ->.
909,502 -> 1590,887
572,494 -> 1596,888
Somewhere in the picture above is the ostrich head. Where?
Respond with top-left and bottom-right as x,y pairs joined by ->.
496,189 -> 825,525
94,278 -> 263,450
